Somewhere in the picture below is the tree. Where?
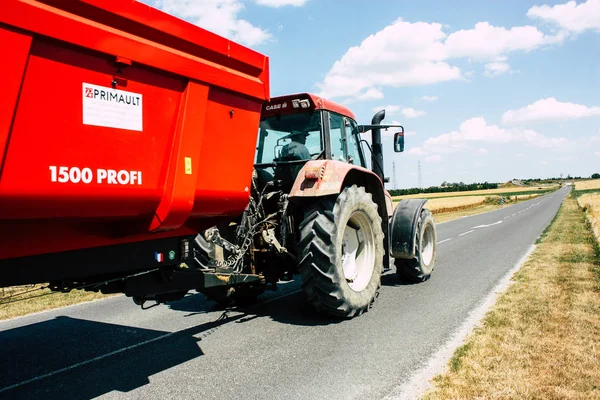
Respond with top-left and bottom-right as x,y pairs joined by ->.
592,173 -> 600,179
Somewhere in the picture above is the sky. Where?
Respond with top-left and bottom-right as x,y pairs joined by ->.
141,0 -> 600,189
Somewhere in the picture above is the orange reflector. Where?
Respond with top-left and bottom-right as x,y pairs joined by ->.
305,165 -> 325,180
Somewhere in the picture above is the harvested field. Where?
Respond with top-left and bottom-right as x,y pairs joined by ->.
425,196 -> 487,214
578,193 -> 600,243
393,185 -> 558,200
393,193 -> 543,217
575,179 -> 600,191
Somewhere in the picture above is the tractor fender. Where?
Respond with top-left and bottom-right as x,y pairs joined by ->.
289,160 -> 382,198
390,199 -> 428,259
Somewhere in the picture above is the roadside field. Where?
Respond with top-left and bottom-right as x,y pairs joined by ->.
424,193 -> 600,399
393,185 -> 558,200
393,193 -> 544,223
1,285 -> 113,320
574,179 -> 600,191
578,193 -> 600,243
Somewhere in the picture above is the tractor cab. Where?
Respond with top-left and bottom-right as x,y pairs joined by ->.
255,94 -> 367,191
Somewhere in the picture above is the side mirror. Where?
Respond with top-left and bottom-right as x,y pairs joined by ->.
394,131 -> 404,153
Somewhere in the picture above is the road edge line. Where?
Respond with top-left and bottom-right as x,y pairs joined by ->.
383,244 -> 537,400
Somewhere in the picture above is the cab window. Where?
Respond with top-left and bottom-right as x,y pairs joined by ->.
328,112 -> 347,162
344,118 -> 363,167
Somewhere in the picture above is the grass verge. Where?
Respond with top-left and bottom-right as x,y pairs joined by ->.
423,193 -> 600,399
0,285 -> 115,320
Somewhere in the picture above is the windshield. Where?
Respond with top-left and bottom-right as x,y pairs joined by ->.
255,111 -> 323,164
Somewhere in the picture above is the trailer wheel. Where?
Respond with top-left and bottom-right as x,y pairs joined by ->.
298,185 -> 384,318
394,209 -> 436,282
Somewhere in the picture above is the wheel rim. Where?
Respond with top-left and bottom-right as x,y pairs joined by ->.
420,222 -> 435,267
341,210 -> 375,292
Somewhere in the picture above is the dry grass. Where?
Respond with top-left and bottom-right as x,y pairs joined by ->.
578,193 -> 600,243
0,284 -> 114,320
575,179 -> 600,191
394,185 -> 558,200
424,195 -> 600,399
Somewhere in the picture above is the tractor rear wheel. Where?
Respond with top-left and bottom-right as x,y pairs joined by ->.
394,209 -> 436,282
297,185 -> 384,318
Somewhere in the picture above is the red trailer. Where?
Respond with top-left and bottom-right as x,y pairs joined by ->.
0,0 -> 270,293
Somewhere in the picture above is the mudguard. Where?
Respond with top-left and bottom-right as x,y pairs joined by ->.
390,199 -> 428,259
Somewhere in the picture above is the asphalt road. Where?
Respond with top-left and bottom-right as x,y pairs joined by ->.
0,186 -> 570,400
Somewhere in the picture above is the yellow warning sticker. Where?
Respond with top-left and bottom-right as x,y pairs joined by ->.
184,157 -> 192,175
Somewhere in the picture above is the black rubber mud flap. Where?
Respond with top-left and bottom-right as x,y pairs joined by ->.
389,199 -> 427,259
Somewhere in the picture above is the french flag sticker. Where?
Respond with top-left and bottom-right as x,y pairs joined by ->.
155,252 -> 164,262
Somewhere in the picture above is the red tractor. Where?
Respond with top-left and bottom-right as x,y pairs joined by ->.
191,93 -> 437,317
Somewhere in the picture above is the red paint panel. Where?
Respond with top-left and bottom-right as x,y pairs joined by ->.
0,0 -> 269,102
0,39 -> 184,219
0,28 -> 32,170
151,81 -> 210,232
0,0 -> 269,260
191,88 -> 263,217
289,160 -> 382,197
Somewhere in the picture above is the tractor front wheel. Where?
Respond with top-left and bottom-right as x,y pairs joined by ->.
297,185 -> 384,318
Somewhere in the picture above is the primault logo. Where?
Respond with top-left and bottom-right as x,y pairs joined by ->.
82,82 -> 143,131
83,84 -> 141,106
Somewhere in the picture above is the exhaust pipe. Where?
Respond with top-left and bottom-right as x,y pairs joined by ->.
371,109 -> 385,182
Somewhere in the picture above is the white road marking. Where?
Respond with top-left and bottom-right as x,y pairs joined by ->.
471,220 -> 503,229
459,230 -> 475,237
504,216 -> 510,220
0,289 -> 303,393
437,238 -> 452,244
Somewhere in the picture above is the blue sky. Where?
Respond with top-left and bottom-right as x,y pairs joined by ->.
142,0 -> 600,189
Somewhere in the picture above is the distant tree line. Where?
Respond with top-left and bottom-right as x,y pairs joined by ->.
389,181 -> 498,196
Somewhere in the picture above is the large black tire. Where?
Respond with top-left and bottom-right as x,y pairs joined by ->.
395,209 -> 437,282
297,185 -> 384,318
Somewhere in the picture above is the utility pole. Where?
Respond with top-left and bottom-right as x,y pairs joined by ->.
418,160 -> 422,189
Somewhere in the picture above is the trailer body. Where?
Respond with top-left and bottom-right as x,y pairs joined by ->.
0,0 -> 269,286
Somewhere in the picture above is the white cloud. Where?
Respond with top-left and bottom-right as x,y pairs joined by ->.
484,59 -> 514,77
415,117 -> 572,155
527,0 -> 600,34
255,0 -> 307,7
421,95 -> 438,102
316,19 -> 461,99
357,88 -> 384,100
477,148 -> 489,154
444,22 -> 556,60
373,105 -> 402,114
595,152 -> 600,157
373,106 -> 425,119
146,0 -> 271,46
426,155 -> 442,163
502,98 -> 600,124
317,17 -> 563,100
401,107 -> 426,118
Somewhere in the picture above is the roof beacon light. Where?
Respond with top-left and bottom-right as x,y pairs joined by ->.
299,99 -> 310,108
292,99 -> 300,108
